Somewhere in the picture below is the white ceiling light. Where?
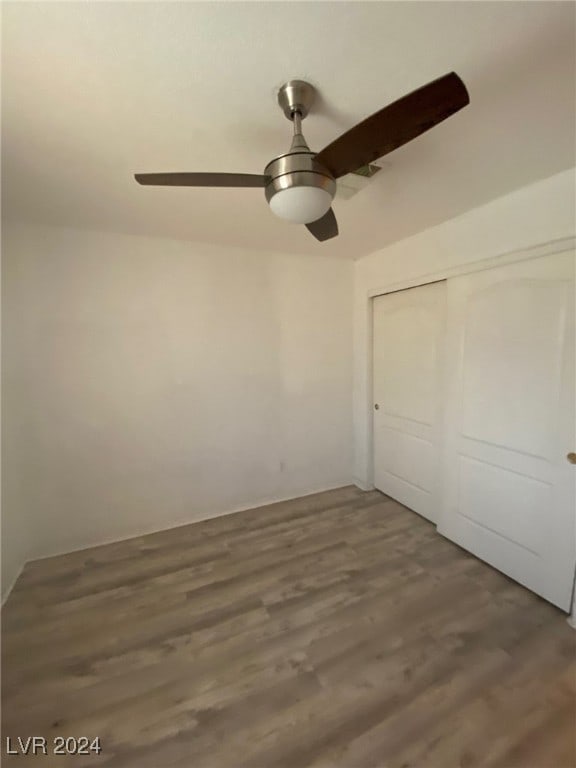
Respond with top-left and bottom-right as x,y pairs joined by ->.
268,182 -> 334,224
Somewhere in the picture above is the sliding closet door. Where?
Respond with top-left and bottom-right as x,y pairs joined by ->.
372,281 -> 446,523
439,251 -> 575,610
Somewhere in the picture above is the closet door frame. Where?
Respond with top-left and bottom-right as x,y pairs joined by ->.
364,237 -> 576,617
366,237 -> 575,490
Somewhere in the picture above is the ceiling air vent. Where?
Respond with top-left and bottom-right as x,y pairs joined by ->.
336,162 -> 383,200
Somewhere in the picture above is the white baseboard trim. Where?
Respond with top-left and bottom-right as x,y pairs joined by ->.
25,481 -> 355,565
353,477 -> 375,491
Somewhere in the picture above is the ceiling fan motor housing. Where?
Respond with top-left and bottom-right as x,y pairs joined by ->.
263,148 -> 336,224
263,151 -> 336,204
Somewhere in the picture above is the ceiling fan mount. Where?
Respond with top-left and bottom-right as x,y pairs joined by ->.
277,79 -> 316,120
135,72 -> 469,243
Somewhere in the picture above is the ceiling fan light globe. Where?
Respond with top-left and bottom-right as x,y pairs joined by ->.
269,186 -> 333,224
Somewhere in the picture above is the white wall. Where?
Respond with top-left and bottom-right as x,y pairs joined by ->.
4,168 -> 574,602
2,247 -> 35,597
353,169 -> 576,488
2,223 -> 353,596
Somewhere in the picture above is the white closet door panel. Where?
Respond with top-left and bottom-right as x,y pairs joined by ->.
457,456 -> 548,554
375,470 -> 433,520
374,305 -> 438,425
460,279 -> 566,457
373,281 -> 446,523
439,251 -> 575,610
376,427 -> 435,491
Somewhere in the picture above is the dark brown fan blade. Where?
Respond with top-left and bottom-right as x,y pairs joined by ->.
135,173 -> 267,187
306,208 -> 338,242
315,72 -> 469,179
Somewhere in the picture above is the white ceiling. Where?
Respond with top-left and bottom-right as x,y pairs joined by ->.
2,1 -> 575,259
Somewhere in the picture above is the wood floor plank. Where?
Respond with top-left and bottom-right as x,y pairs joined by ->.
3,486 -> 575,767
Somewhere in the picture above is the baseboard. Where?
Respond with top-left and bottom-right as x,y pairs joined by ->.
353,477 -> 375,491
27,480 -> 355,565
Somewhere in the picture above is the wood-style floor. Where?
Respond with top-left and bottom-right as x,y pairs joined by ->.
2,486 -> 575,767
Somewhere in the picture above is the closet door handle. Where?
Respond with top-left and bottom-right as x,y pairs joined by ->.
567,452 -> 576,464
374,403 -> 380,410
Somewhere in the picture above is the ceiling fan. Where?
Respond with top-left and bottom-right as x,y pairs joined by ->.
135,73 -> 469,243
